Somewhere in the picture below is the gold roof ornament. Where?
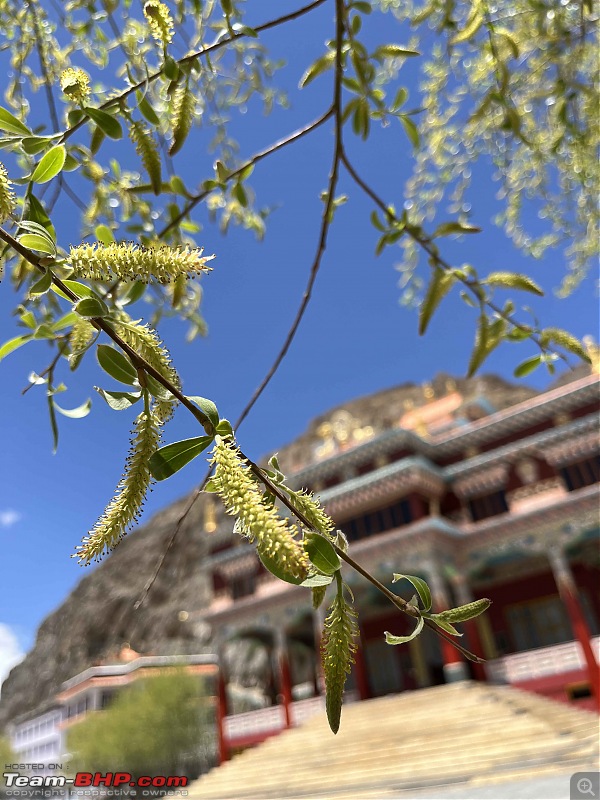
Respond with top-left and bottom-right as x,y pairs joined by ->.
423,382 -> 435,401
314,411 -> 375,460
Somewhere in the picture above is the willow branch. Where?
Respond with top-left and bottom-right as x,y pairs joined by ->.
58,0 -> 328,144
340,150 -> 574,369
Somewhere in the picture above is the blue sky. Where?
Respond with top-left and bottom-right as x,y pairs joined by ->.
0,0 -> 597,685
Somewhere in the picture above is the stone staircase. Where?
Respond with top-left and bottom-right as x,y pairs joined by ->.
189,682 -> 599,800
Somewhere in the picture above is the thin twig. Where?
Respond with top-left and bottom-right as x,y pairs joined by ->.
29,0 -> 60,135
157,107 -> 334,239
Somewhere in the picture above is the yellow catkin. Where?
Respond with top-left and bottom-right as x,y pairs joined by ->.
74,409 -> 161,564
59,67 -> 91,104
210,437 -> 309,581
0,161 -> 17,223
68,242 -> 213,284
114,317 -> 179,423
321,590 -> 358,733
129,120 -> 162,194
143,1 -> 174,46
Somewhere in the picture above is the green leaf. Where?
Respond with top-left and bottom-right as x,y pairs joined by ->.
96,344 -> 138,385
54,399 -> 92,419
539,328 -> 590,362
391,87 -> 408,111
95,224 -> 115,246
305,532 -> 341,575
514,354 -> 542,378
0,335 -> 32,362
0,106 -> 31,136
425,616 -> 462,636
385,614 -> 424,645
468,314 -> 490,377
137,93 -> 160,125
484,272 -> 544,296
187,396 -> 219,428
258,549 -> 305,585
95,387 -> 143,411
23,193 -> 56,239
163,56 -> 179,81
312,584 -> 328,609
31,145 -> 67,184
122,281 -> 146,306
52,311 -> 79,332
75,297 -> 109,318
145,374 -> 173,402
450,9 -> 484,45
21,137 -> 55,155
399,114 -> 419,147
28,270 -> 53,296
391,573 -> 432,611
373,44 -> 420,59
33,324 -> 55,340
18,220 -> 56,244
51,279 -> 94,302
299,51 -> 336,88
48,395 -> 59,454
301,573 -> 335,588
18,234 -> 56,255
419,267 -> 456,335
149,436 -> 214,481
434,221 -> 481,237
20,311 -> 37,329
215,419 -> 233,437
85,107 -> 123,140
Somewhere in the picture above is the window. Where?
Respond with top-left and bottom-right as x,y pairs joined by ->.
231,572 -> 256,599
468,490 -> 508,521
505,596 -> 571,652
560,457 -> 600,492
341,498 -> 413,542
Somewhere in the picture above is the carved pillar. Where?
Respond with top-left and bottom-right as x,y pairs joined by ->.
216,666 -> 229,764
408,493 -> 426,521
275,628 -> 293,728
427,561 -> 469,683
452,573 -> 487,681
548,547 -> 600,712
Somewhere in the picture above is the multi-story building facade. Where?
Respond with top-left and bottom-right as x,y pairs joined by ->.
7,649 -> 217,771
194,368 -> 600,757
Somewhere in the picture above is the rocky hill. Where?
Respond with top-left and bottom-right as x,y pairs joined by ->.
0,372 -> 549,729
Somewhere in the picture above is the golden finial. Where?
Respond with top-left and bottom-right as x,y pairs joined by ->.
423,382 -> 434,401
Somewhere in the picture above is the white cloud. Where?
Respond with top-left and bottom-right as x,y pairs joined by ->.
0,624 -> 24,685
0,509 -> 21,528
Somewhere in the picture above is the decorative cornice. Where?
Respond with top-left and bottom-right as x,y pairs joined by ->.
453,464 -> 509,499
321,456 -> 445,517
542,429 -> 600,466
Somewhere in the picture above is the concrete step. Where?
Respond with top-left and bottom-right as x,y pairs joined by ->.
189,682 -> 599,800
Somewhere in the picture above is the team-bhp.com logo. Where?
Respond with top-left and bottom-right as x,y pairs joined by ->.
3,772 -> 188,794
